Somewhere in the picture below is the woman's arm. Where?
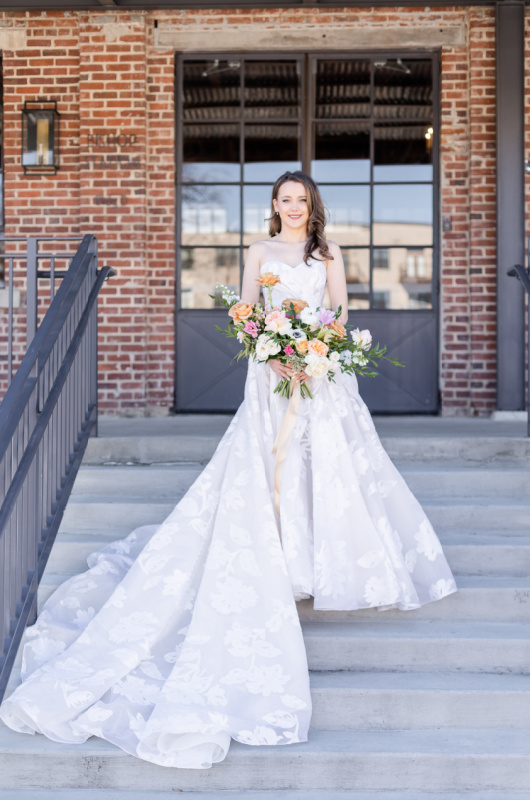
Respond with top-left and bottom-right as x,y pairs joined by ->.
240,242 -> 263,305
326,242 -> 349,324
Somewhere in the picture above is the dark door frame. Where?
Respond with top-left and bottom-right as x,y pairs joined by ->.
173,49 -> 441,413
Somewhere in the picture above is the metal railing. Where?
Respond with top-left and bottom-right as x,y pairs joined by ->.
507,262 -> 530,436
1,235 -> 83,387
0,235 -> 114,703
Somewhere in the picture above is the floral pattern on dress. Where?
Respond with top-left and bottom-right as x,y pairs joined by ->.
0,258 -> 456,768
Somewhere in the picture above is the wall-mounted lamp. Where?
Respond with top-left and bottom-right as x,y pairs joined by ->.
21,100 -> 60,175
425,126 -> 434,155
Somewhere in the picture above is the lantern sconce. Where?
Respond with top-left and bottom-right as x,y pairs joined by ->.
21,100 -> 60,175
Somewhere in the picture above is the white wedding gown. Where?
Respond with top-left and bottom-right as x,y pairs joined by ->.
0,258 -> 457,769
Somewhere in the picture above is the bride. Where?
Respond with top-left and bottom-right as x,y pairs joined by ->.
0,171 -> 457,770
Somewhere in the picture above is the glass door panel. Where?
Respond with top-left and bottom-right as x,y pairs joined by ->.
312,122 -> 370,183
244,123 -> 301,182
316,59 -> 371,119
373,184 -> 433,246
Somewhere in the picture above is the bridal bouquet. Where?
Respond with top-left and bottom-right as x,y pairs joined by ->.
213,273 -> 403,400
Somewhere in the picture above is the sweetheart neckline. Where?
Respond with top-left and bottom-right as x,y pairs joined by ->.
260,258 -> 323,271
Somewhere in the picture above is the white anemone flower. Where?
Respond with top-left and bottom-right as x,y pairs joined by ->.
350,327 -> 372,350
299,307 -> 321,331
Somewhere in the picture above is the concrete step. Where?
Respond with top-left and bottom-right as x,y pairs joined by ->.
58,497 -> 530,535
2,794 -> 529,800
2,794 -> 530,800
298,577 -> 530,622
0,725 -> 529,792
37,565 -> 530,623
309,671 -> 530,730
70,463 -> 530,500
301,621 -> 530,673
11,615 -> 529,675
8,666 -> 527,732
44,529 -> 530,580
84,426 -> 530,466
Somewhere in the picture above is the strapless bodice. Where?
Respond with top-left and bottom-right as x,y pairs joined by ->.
260,258 -> 327,309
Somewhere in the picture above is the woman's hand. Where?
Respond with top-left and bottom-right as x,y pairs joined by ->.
269,360 -> 309,383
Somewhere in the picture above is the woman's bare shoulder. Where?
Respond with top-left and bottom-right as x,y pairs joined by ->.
326,240 -> 342,258
246,240 -> 270,263
313,240 -> 342,263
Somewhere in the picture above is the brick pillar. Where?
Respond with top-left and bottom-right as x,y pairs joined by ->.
468,8 -> 497,413
145,30 -> 175,413
440,37 -> 473,414
79,12 -> 149,413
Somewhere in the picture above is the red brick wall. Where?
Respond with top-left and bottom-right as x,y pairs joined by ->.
0,7 -> 501,416
440,8 -> 497,415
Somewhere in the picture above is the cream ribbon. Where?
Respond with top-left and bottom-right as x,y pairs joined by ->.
272,378 -> 301,517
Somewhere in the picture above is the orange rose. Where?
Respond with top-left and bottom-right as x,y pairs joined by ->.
228,301 -> 254,323
326,320 -> 347,339
257,272 -> 281,287
308,339 -> 329,357
295,339 -> 308,354
282,298 -> 309,314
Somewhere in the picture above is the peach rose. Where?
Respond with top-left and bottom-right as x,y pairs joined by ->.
295,339 -> 308,354
308,339 -> 329,357
282,298 -> 309,315
257,272 -> 281,287
326,320 -> 347,339
228,301 -> 254,323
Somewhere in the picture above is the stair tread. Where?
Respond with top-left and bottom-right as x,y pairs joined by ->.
37,570 -> 530,592
8,665 -> 527,693
1,724 -> 530,755
301,620 -> 530,639
1,793 -> 529,800
309,670 -> 530,690
71,462 -> 530,478
53,529 -> 530,543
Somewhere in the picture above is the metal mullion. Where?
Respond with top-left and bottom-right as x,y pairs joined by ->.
175,53 -> 184,317
239,59 -> 244,288
368,56 -> 375,310
303,54 -> 312,173
431,50 -> 441,317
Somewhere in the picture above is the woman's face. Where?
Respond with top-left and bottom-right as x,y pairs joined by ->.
273,181 -> 310,233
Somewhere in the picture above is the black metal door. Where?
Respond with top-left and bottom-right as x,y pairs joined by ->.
175,53 -> 439,413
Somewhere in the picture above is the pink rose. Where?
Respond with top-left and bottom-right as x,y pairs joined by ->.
244,320 -> 259,338
284,345 -> 294,355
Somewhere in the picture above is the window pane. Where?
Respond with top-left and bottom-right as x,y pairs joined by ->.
182,60 -> 241,122
180,247 -> 240,310
320,185 -> 370,246
243,185 -> 272,246
183,124 -> 240,183
244,61 -> 300,120
373,184 -> 432,246
244,124 -> 301,181
181,185 -> 240,246
374,59 -> 432,122
316,60 -> 371,119
374,123 -> 433,182
343,249 -> 370,310
373,246 -> 432,309
312,122 -> 370,183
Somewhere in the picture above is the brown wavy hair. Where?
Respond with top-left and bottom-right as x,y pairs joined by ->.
268,171 -> 333,265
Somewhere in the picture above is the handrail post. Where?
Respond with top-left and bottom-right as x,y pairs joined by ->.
26,238 -> 38,348
507,262 -> 530,436
0,235 -> 113,703
90,238 -> 98,438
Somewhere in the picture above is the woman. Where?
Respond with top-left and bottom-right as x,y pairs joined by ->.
0,171 -> 456,770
